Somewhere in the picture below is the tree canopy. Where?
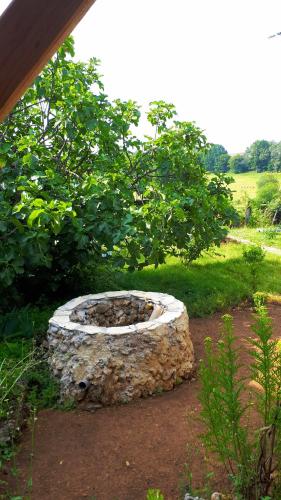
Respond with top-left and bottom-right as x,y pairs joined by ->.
0,38 -> 235,302
229,154 -> 249,174
201,140 -> 281,175
269,142 -> 281,172
201,144 -> 230,173
245,140 -> 272,172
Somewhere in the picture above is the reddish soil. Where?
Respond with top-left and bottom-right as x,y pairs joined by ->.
3,305 -> 281,500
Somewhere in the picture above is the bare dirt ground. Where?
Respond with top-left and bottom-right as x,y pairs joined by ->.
3,305 -> 281,500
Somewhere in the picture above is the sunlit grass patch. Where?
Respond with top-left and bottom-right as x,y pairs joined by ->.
114,242 -> 281,317
230,171 -> 281,202
230,226 -> 281,250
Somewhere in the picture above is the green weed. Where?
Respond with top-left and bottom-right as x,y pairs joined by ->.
242,245 -> 265,292
0,351 -> 39,421
146,489 -> 164,500
0,306 -> 52,342
199,298 -> 281,499
25,363 -> 60,409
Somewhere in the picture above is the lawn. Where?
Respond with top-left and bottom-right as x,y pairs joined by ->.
2,242 -> 281,333
2,241 -> 281,417
230,226 -> 281,250
114,241 -> 281,317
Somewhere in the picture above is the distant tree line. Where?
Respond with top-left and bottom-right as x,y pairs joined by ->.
201,140 -> 281,174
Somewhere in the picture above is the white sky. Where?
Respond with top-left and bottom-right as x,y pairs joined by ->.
1,0 -> 281,154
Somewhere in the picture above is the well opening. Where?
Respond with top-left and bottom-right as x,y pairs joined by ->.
69,296 -> 155,327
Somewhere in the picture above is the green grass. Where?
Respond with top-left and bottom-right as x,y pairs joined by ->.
114,242 -> 281,317
0,306 -> 53,342
0,306 -> 60,439
1,241 -> 281,423
230,227 -> 281,250
230,171 -> 281,202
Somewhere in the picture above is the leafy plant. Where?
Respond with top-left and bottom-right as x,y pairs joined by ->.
199,315 -> 252,498
242,245 -> 265,292
0,306 -> 51,341
0,36 -> 235,304
199,298 -> 281,499
255,182 -> 280,209
146,489 -> 164,500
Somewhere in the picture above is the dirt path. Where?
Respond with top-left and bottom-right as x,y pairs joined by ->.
227,234 -> 281,256
3,305 -> 281,500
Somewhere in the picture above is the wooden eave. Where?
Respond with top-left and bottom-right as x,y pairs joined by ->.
0,0 -> 96,122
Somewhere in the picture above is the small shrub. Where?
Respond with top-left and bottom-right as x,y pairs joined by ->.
242,245 -> 265,292
255,182 -> 280,208
256,175 -> 280,190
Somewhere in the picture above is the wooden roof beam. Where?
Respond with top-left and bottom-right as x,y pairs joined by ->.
0,0 -> 96,122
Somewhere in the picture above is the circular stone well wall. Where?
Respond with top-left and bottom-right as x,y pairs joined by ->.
47,291 -> 194,406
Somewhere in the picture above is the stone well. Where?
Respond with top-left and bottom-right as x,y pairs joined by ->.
47,291 -> 194,406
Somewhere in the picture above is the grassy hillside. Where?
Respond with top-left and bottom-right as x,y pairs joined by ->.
229,171 -> 281,201
228,171 -> 281,249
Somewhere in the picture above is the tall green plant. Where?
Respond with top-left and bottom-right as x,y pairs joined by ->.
199,315 -> 252,496
0,351 -> 39,421
250,299 -> 278,425
199,299 -> 281,499
249,298 -> 281,498
242,245 -> 265,293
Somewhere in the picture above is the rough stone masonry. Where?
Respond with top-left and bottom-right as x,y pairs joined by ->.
47,291 -> 194,406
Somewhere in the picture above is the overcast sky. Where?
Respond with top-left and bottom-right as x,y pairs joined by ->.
1,0 -> 281,153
